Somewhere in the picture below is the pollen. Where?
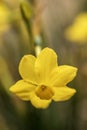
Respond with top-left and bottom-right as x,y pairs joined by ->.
35,85 -> 54,100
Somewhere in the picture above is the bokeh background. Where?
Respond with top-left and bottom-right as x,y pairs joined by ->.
0,0 -> 87,130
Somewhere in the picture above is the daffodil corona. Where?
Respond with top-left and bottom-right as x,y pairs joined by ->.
9,48 -> 78,109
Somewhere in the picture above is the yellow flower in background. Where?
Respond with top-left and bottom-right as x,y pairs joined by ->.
0,2 -> 11,33
9,48 -> 77,109
65,13 -> 87,43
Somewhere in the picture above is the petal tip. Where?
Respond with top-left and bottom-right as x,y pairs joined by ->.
9,86 -> 14,92
40,47 -> 57,56
67,88 -> 77,98
72,67 -> 78,77
72,88 -> 77,94
9,83 -> 18,93
73,67 -> 78,72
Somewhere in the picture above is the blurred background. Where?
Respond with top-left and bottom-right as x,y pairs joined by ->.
0,0 -> 87,130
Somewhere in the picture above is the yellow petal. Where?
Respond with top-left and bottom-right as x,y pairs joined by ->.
49,65 -> 78,87
9,80 -> 36,101
30,92 -> 52,109
35,48 -> 58,83
19,55 -> 38,83
52,86 -> 76,101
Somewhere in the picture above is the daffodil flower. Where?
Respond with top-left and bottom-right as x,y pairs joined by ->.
0,3 -> 10,33
9,48 -> 77,109
65,13 -> 87,43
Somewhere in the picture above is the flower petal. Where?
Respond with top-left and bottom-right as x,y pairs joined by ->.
35,48 -> 58,83
30,92 -> 52,109
19,55 -> 38,83
9,80 -> 36,101
52,86 -> 76,101
49,65 -> 78,87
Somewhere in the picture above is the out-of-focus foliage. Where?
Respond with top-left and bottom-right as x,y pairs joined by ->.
0,0 -> 87,130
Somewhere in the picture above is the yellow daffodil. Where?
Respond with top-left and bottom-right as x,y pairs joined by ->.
0,3 -> 10,33
9,48 -> 77,109
65,13 -> 87,43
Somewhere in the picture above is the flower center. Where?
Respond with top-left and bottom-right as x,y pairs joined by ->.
35,85 -> 54,100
